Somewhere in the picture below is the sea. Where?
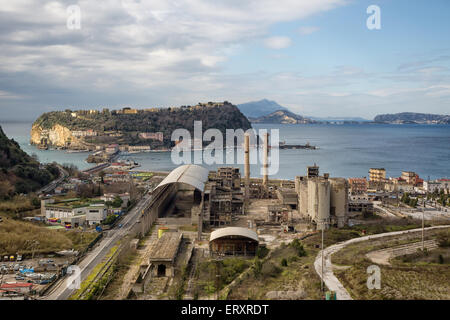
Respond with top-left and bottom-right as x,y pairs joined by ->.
1,121 -> 449,180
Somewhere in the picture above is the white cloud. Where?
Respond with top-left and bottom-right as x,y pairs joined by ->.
0,0 -> 449,120
0,0 -> 345,97
263,36 -> 292,49
298,26 -> 319,35
0,90 -> 21,99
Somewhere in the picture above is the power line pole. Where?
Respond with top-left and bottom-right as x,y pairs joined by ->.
422,197 -> 425,251
321,222 -> 324,293
216,262 -> 220,300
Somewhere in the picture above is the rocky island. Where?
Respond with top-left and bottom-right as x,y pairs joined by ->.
374,112 -> 450,124
30,102 -> 252,153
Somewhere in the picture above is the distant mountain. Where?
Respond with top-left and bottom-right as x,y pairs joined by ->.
308,116 -> 370,122
237,99 -> 289,118
0,125 -> 59,197
374,112 -> 450,124
249,110 -> 316,124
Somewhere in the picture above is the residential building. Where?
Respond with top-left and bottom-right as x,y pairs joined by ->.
72,129 -> 97,137
128,145 -> 151,152
385,178 -> 415,193
424,181 -> 441,193
348,178 -> 368,194
401,171 -> 417,185
101,192 -> 130,208
0,283 -> 34,296
369,168 -> 386,182
424,179 -> 450,193
105,144 -> 119,154
119,107 -> 138,114
139,132 -> 163,142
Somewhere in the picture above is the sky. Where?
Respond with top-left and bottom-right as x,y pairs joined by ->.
0,0 -> 449,121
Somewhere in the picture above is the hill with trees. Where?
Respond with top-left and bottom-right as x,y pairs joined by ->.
0,125 -> 59,198
31,101 -> 252,149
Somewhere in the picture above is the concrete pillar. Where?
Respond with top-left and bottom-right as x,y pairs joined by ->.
263,133 -> 269,188
244,133 -> 250,201
198,193 -> 204,241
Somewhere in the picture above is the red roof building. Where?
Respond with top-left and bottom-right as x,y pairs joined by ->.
0,283 -> 33,295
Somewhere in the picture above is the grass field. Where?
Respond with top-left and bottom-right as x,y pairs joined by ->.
0,195 -> 38,217
223,222 -> 435,300
333,228 -> 450,299
0,217 -> 98,255
225,239 -> 323,300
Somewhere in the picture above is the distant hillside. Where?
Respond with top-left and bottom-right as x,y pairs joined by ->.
31,102 -> 252,149
374,112 -> 450,124
308,116 -> 370,122
0,125 -> 59,198
237,99 -> 289,118
249,110 -> 316,124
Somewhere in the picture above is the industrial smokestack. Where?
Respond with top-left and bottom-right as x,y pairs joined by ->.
244,132 -> 250,200
263,132 -> 269,187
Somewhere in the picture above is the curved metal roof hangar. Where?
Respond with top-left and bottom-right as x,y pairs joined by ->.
154,164 -> 210,193
209,227 -> 259,243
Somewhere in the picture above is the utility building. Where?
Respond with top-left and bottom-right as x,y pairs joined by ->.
148,232 -> 182,277
209,227 -> 259,257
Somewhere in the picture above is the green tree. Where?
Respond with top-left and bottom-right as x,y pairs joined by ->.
401,192 -> 410,204
111,196 -> 123,208
409,198 -> 418,208
31,197 -> 41,207
98,170 -> 105,184
103,214 -> 117,225
290,239 -> 307,257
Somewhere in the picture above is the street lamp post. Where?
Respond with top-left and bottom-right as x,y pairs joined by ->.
422,198 -> 425,251
321,225 -> 324,293
319,219 -> 326,294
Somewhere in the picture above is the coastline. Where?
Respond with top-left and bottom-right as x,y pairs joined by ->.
2,121 -> 450,180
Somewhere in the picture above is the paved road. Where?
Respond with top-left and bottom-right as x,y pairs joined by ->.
83,162 -> 110,175
314,225 -> 450,300
366,240 -> 438,265
373,202 -> 397,218
38,164 -> 69,194
44,193 -> 153,300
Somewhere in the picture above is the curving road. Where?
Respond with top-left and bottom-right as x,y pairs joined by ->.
38,164 -> 69,194
314,225 -> 450,300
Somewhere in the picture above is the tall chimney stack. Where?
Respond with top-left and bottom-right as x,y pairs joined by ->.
263,132 -> 269,187
244,133 -> 250,201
